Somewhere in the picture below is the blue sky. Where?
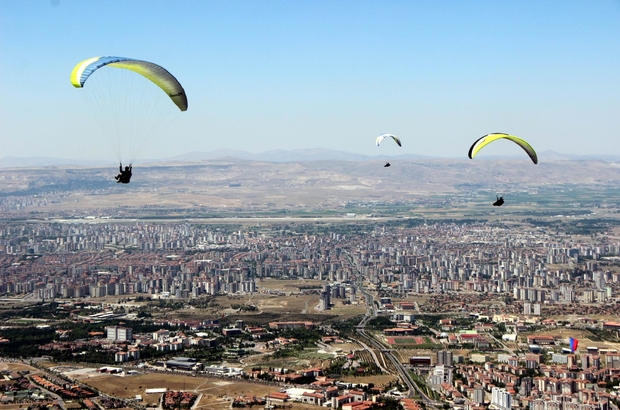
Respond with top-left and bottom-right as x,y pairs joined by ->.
1,0 -> 620,161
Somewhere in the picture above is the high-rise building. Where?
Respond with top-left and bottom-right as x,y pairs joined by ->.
106,326 -> 132,342
436,350 -> 453,367
429,365 -> 445,385
491,387 -> 512,410
520,377 -> 532,397
349,286 -> 357,303
594,271 -> 606,290
319,284 -> 331,310
472,388 -> 485,405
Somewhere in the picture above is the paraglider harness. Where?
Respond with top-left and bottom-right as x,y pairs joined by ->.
115,163 -> 132,184
493,196 -> 504,206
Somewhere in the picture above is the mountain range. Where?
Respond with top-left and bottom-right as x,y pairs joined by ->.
1,148 -> 620,168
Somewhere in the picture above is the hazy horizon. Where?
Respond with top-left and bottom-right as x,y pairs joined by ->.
1,146 -> 619,169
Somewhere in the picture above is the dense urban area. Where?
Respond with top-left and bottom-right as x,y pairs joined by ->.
1,217 -> 620,410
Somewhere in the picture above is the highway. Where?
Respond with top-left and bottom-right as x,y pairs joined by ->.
349,280 -> 440,408
346,250 -> 441,407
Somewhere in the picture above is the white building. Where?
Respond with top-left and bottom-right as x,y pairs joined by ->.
106,326 -> 132,341
152,329 -> 170,341
491,387 -> 512,410
429,365 -> 452,385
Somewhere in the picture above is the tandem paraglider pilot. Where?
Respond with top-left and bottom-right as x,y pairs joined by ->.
115,163 -> 132,184
493,196 -> 504,207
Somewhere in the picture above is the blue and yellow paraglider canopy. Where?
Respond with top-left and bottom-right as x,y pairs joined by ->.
70,56 -> 188,111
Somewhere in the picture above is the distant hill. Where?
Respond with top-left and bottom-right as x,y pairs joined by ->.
537,150 -> 620,161
164,148 -> 429,163
166,149 -> 254,161
3,155 -> 620,214
2,148 -> 620,168
0,148 -> 423,168
158,148 -> 620,163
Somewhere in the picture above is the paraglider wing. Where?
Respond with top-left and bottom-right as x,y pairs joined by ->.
468,133 -> 537,164
376,134 -> 402,147
70,56 -> 188,111
70,56 -> 188,164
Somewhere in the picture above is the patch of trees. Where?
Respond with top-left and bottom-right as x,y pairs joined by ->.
148,300 -> 185,309
325,357 -> 347,375
278,328 -> 324,347
271,346 -> 302,359
188,298 -> 218,309
0,327 -> 55,358
417,314 -> 450,329
143,344 -> 223,363
367,317 -> 396,330
230,304 -> 257,312
372,396 -> 403,410
0,302 -> 70,321
587,328 -> 620,342
331,316 -> 364,337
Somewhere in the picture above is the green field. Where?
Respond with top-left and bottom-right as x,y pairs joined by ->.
387,336 -> 442,349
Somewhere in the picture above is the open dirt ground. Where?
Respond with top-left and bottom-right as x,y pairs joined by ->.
259,279 -> 326,292
76,372 -> 294,410
327,302 -> 367,317
242,348 -> 334,371
0,363 -> 320,410
0,362 -> 40,373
